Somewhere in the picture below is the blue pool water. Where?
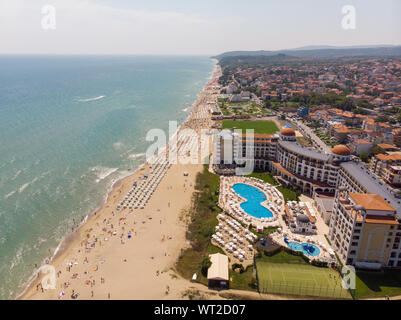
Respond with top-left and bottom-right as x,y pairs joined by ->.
286,241 -> 320,256
232,183 -> 274,218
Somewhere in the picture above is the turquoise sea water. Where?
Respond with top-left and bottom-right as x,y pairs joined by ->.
0,55 -> 214,300
232,183 -> 274,218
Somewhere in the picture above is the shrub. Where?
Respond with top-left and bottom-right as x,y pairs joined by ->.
311,260 -> 328,268
264,246 -> 282,257
232,263 -> 245,273
201,256 -> 212,277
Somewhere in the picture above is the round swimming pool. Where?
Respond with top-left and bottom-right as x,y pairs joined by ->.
286,241 -> 320,256
232,183 -> 274,219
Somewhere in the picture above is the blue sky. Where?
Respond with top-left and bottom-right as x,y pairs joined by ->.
0,0 -> 400,55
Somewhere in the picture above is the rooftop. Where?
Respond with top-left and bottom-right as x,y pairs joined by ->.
207,253 -> 229,281
349,193 -> 395,212
279,140 -> 330,162
340,161 -> 401,216
375,153 -> 401,161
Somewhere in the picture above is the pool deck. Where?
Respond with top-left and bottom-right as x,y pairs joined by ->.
219,176 -> 283,228
270,228 -> 336,263
212,213 -> 256,268
215,176 -> 337,266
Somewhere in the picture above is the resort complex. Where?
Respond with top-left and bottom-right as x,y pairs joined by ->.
17,50 -> 401,302
3,0 -> 401,310
212,125 -> 401,270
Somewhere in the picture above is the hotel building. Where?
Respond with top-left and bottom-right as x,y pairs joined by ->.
329,188 -> 401,268
214,126 -> 401,268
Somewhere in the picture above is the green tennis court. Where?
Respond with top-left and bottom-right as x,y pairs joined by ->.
256,261 -> 352,299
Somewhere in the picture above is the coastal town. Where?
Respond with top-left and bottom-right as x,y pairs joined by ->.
3,1 -> 401,315
21,50 -> 401,301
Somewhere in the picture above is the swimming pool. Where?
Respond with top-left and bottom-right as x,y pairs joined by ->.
232,183 -> 274,219
286,240 -> 320,256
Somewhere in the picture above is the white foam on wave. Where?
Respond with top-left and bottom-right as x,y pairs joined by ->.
18,177 -> 38,193
78,95 -> 105,102
128,153 -> 146,160
4,190 -> 16,199
91,166 -> 119,183
11,170 -> 22,181
113,141 -> 124,150
10,246 -> 24,271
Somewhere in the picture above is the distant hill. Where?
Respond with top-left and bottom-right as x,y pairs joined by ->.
214,45 -> 401,60
287,44 -> 398,51
218,53 -> 302,68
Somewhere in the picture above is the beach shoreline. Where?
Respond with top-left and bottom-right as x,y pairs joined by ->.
19,61 -> 222,300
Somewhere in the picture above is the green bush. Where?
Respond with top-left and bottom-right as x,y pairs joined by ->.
201,256 -> 212,277
264,246 -> 282,257
311,260 -> 328,268
232,263 -> 245,273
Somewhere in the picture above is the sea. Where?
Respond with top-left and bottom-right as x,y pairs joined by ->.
0,55 -> 215,300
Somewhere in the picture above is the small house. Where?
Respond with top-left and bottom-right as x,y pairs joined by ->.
207,253 -> 229,289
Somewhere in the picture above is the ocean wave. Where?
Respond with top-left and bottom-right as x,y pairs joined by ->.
78,95 -> 105,102
11,169 -> 22,181
128,153 -> 146,160
10,246 -> 24,271
91,166 -> 119,183
113,141 -> 125,150
18,177 -> 39,193
181,107 -> 189,112
4,190 -> 16,199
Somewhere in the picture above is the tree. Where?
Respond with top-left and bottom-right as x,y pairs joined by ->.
200,256 -> 212,277
360,152 -> 369,162
376,115 -> 390,123
370,145 -> 386,156
352,107 -> 369,115
345,119 -> 354,127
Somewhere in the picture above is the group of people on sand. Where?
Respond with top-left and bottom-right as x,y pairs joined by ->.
36,203 -> 139,300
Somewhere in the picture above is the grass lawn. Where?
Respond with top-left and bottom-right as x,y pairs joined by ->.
222,120 -> 279,134
277,186 -> 299,202
246,172 -> 278,186
229,266 -> 257,292
354,270 -> 401,299
256,251 -> 351,299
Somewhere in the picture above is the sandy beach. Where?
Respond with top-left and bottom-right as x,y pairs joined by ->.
20,63 -> 223,300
